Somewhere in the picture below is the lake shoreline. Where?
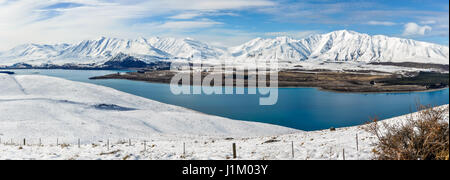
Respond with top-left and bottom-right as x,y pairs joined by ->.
89,70 -> 449,93
6,69 -> 450,131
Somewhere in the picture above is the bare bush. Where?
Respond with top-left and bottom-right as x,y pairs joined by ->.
364,105 -> 449,160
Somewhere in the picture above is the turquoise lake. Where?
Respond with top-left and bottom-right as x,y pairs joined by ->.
10,69 -> 450,131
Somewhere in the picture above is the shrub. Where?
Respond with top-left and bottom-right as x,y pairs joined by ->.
364,104 -> 449,160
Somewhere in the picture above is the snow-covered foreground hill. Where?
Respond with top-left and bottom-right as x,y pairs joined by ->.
0,74 -> 448,160
1,103 -> 447,160
0,74 -> 297,140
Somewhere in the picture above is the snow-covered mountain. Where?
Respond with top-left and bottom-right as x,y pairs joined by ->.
0,37 -> 223,66
147,37 -> 225,59
230,30 -> 449,64
57,37 -> 171,62
229,37 -> 311,63
0,43 -> 71,65
0,30 -> 448,67
102,53 -> 149,68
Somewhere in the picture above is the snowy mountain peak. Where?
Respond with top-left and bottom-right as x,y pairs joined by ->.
329,29 -> 357,35
0,30 -> 448,67
96,36 -> 107,41
275,36 -> 294,42
231,30 -> 449,64
147,36 -> 224,59
62,37 -> 169,59
136,36 -> 149,43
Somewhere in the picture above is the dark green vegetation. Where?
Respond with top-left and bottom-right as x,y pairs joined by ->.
90,70 -> 449,93
370,62 -> 449,72
379,72 -> 449,89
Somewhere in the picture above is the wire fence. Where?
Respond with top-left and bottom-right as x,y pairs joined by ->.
0,135 -> 365,160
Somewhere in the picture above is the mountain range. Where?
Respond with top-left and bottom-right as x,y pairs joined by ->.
0,30 -> 448,68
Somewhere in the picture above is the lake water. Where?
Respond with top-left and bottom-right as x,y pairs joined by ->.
10,69 -> 449,131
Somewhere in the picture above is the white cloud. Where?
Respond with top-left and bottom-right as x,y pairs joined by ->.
420,20 -> 437,25
264,31 -> 320,39
157,20 -> 222,29
0,0 -> 274,50
417,15 -> 449,38
367,21 -> 396,26
143,0 -> 275,11
1,0 -> 448,50
169,13 -> 203,20
402,22 -> 432,36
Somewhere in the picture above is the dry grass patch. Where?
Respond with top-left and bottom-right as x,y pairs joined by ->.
365,104 -> 449,160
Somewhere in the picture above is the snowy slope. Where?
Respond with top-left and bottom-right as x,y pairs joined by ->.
230,30 -> 449,64
229,37 -> 311,63
0,37 -> 222,66
0,74 -> 297,140
0,43 -> 70,65
57,37 -> 171,64
147,37 -> 224,59
0,74 -> 448,160
1,90 -> 447,160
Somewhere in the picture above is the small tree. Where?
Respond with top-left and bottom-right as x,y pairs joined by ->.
364,105 -> 449,160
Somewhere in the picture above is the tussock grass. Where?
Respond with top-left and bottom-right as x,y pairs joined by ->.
365,104 -> 449,160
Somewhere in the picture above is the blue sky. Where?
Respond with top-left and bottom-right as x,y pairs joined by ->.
0,0 -> 448,50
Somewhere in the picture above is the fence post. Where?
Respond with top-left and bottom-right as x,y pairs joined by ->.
356,134 -> 359,152
144,140 -> 147,151
57,138 -> 59,146
291,141 -> 295,158
78,139 -> 80,148
129,139 -> 131,146
23,138 -> 26,146
342,149 -> 345,160
39,138 -> 42,146
232,143 -> 237,159
107,139 -> 110,151
183,142 -> 186,157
